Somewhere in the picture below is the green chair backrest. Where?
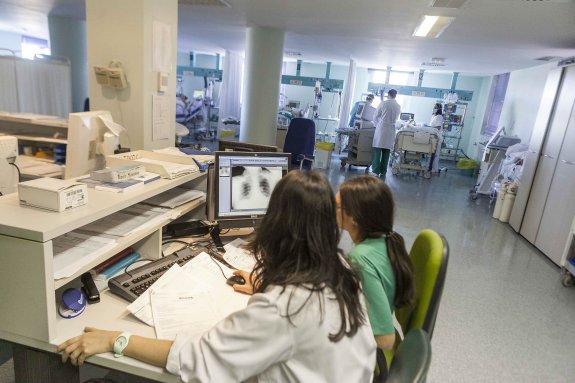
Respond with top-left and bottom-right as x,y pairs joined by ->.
395,229 -> 449,338
386,328 -> 432,383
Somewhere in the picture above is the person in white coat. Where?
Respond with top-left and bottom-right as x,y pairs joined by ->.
428,102 -> 444,172
371,89 -> 401,178
58,170 -> 377,383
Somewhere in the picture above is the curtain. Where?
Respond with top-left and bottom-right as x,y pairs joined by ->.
15,59 -> 71,117
0,56 -> 19,112
217,50 -> 243,138
338,59 -> 356,130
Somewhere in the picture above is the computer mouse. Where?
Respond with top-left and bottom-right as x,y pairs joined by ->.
226,275 -> 246,286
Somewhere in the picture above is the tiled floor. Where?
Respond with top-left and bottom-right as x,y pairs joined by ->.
2,155 -> 574,382
326,155 -> 575,382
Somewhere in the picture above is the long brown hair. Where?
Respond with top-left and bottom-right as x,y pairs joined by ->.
248,170 -> 366,341
339,176 -> 414,308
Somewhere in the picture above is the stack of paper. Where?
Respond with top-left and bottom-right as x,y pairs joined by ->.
53,232 -> 117,280
135,158 -> 196,179
78,204 -> 171,237
127,252 -> 251,340
142,188 -> 205,209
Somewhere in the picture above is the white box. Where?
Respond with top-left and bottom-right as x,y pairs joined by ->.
19,178 -> 88,212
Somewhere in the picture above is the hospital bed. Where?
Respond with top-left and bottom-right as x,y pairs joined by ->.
391,126 -> 439,179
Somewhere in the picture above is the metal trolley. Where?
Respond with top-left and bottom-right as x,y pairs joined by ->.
391,129 -> 438,179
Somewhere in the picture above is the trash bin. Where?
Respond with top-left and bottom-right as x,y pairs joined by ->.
314,142 -> 335,169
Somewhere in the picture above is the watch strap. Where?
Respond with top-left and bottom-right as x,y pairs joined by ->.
113,332 -> 131,358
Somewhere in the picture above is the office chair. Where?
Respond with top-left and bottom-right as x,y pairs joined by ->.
283,117 -> 316,170
382,229 -> 448,371
386,329 -> 432,383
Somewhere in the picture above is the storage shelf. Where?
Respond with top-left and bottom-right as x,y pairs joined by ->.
53,196 -> 205,289
0,171 -> 206,242
12,135 -> 67,144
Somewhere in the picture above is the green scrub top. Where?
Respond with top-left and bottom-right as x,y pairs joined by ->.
349,237 -> 396,336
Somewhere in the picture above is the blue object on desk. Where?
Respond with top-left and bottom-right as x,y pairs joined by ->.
101,252 -> 141,279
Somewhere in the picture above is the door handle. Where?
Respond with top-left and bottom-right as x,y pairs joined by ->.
543,154 -> 555,159
562,160 -> 575,166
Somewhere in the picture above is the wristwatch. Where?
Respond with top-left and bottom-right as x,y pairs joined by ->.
113,332 -> 131,358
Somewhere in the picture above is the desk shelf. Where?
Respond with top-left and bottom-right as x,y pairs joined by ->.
0,170 -> 206,382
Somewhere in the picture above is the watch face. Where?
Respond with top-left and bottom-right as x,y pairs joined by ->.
117,337 -> 127,347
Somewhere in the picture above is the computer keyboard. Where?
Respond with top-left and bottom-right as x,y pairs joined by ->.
108,247 -> 203,302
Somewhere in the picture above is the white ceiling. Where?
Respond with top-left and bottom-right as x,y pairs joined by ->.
1,0 -> 575,75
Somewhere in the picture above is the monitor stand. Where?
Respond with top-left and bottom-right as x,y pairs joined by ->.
210,225 -> 226,253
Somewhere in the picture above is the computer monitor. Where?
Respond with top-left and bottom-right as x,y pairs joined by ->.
206,151 -> 291,251
218,140 -> 279,153
192,90 -> 205,99
64,111 -> 124,179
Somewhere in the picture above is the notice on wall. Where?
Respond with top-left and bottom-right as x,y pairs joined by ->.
153,21 -> 172,72
152,94 -> 170,141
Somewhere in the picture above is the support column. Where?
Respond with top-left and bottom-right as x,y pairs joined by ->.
86,0 -> 178,150
240,27 -> 284,145
48,16 -> 87,113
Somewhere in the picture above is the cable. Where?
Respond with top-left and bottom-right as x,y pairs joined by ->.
10,162 -> 21,182
124,259 -> 153,278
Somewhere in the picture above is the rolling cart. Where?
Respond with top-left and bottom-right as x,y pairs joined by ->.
560,216 -> 575,287
340,127 -> 374,171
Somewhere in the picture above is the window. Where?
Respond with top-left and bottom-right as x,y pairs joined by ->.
21,36 -> 50,60
482,73 -> 510,136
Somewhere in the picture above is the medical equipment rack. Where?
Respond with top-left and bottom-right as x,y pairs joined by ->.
560,216 -> 575,287
340,127 -> 374,170
440,102 -> 467,162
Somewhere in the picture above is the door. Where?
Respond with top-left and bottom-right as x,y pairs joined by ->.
510,68 -> 562,231
520,66 -> 575,242
534,87 -> 575,265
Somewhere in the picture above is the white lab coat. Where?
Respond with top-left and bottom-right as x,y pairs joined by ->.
372,99 -> 401,149
167,285 -> 376,383
429,114 -> 444,171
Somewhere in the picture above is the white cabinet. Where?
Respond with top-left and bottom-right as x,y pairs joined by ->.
0,171 -> 205,381
514,64 -> 575,265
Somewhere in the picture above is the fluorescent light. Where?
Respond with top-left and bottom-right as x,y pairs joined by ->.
413,15 -> 439,37
413,15 -> 455,38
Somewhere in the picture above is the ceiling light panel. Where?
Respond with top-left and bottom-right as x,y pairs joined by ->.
430,0 -> 468,8
413,15 -> 455,38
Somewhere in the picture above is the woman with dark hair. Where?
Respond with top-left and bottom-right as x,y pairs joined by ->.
336,175 -> 414,352
58,170 -> 376,382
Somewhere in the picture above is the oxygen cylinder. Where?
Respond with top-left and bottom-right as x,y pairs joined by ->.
499,183 -> 517,223
492,183 -> 505,219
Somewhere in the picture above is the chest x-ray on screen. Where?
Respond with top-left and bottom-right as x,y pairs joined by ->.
230,166 -> 282,210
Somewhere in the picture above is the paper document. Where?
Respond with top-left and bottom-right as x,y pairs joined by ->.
142,188 -> 205,209
136,157 -> 196,178
127,251 -> 249,331
223,238 -> 257,271
151,290 -> 220,340
53,232 -> 117,279
78,204 -> 170,237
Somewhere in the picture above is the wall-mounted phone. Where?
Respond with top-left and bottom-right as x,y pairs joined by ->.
93,61 -> 128,90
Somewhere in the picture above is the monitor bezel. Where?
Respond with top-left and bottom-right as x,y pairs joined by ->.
210,151 -> 291,229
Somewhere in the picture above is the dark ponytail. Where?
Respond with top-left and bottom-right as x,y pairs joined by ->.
339,176 -> 414,308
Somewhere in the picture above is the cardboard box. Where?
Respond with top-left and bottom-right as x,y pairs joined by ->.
19,178 -> 87,212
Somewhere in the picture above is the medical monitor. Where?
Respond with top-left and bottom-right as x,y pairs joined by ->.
218,140 -> 279,153
400,112 -> 415,122
64,111 -> 123,179
355,102 -> 376,121
287,100 -> 300,109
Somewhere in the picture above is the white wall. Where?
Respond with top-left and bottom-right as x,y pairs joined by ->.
0,31 -> 22,54
498,62 -> 557,144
